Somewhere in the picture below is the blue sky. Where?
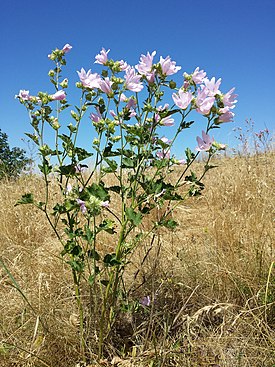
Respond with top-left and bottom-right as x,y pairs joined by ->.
1,0 -> 274,158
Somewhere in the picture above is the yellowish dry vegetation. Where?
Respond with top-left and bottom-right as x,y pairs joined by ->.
0,153 -> 274,367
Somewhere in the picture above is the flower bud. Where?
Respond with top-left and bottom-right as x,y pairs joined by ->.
212,141 -> 226,150
85,93 -> 92,101
70,110 -> 79,120
39,144 -> 51,156
48,69 -> 55,77
169,80 -> 176,89
51,118 -> 60,130
183,72 -> 192,81
101,70 -> 108,78
111,83 -> 118,91
111,135 -> 121,142
60,78 -> 68,88
48,53 -> 55,61
68,123 -> 77,133
93,138 -> 100,145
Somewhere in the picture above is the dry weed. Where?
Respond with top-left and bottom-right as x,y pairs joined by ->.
0,153 -> 274,366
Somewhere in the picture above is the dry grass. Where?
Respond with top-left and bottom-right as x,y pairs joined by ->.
0,153 -> 274,366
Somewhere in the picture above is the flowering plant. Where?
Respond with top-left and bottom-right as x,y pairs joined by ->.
16,44 -> 237,360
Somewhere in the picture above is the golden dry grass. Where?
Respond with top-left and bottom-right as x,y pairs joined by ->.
0,153 -> 274,367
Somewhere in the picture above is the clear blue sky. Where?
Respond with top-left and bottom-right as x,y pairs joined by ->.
1,0 -> 274,157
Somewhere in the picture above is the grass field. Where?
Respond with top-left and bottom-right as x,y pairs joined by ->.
0,152 -> 274,367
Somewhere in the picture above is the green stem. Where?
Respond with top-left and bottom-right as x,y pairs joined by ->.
72,269 -> 86,362
98,220 -> 127,357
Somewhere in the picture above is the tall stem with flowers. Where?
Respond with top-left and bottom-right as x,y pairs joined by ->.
16,44 -> 237,360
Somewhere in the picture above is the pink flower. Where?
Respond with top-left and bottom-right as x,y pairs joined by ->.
99,77 -> 113,95
156,149 -> 170,159
195,86 -> 215,115
160,136 -> 172,144
129,108 -> 137,117
172,89 -> 193,110
136,51 -> 156,82
183,80 -> 190,89
124,67 -> 143,92
90,107 -> 102,123
192,67 -> 206,84
196,130 -> 214,151
77,68 -> 101,89
157,103 -> 169,111
110,110 -> 117,118
177,159 -> 186,165
62,44 -> 72,53
217,143 -> 226,150
75,165 -> 87,173
119,60 -> 128,71
222,87 -> 237,109
147,72 -> 156,84
136,51 -> 156,74
159,116 -> 174,126
119,93 -> 127,102
126,97 -> 136,109
159,56 -> 181,76
101,200 -> 110,208
16,90 -> 31,100
65,184 -> 72,194
203,77 -> 221,96
76,199 -> 87,214
218,107 -> 235,123
51,90 -> 66,100
95,47 -> 110,65
140,296 -> 151,307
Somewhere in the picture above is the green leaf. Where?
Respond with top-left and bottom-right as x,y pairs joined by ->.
119,148 -> 133,158
38,159 -> 52,175
153,158 -> 168,169
67,123 -> 77,133
58,164 -> 76,176
64,199 -> 77,211
36,201 -> 45,210
122,157 -> 135,168
86,182 -> 109,201
103,143 -> 119,157
67,260 -> 84,272
188,183 -> 204,197
71,245 -> 83,256
25,133 -> 39,145
163,191 -> 183,201
125,207 -> 142,226
88,267 -> 100,285
185,147 -> 195,164
52,203 -> 67,214
15,193 -> 34,206
84,225 -> 94,243
159,219 -> 178,230
185,171 -> 198,183
58,134 -> 71,144
104,158 -> 118,172
103,253 -> 121,266
108,185 -> 121,194
87,249 -> 100,261
180,120 -> 194,130
98,219 -> 116,234
75,147 -> 93,161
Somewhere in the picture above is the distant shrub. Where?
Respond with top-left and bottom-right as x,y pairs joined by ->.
0,129 -> 31,179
